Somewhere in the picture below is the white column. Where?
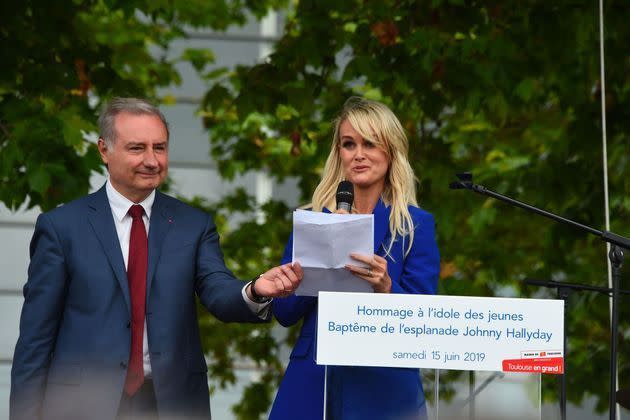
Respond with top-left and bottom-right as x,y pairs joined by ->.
255,11 -> 277,224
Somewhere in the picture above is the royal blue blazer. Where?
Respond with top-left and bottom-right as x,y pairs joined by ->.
10,186 -> 265,420
269,199 -> 440,420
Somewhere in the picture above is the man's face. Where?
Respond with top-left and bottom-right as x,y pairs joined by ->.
98,112 -> 169,202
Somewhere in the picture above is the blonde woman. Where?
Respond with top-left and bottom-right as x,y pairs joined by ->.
270,97 -> 440,420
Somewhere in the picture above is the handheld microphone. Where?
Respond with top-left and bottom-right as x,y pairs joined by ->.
336,181 -> 354,213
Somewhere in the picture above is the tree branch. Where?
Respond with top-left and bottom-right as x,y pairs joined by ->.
0,121 -> 10,138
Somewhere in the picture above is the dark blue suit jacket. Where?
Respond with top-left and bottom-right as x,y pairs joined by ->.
269,200 -> 440,420
10,186 -> 264,420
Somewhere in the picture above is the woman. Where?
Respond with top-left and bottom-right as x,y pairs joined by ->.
270,97 -> 440,420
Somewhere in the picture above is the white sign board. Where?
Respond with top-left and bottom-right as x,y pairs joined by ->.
317,292 -> 564,374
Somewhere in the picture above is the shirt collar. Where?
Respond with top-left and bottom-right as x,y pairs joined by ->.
105,180 -> 155,222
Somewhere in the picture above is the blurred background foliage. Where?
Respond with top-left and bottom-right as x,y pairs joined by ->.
1,0 -> 628,418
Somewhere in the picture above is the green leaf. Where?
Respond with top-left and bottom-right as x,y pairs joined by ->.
459,121 -> 494,132
275,104 -> 298,121
181,48 -> 216,72
343,22 -> 358,33
515,78 -> 536,103
27,166 -> 51,194
203,66 -> 230,80
61,113 -> 95,149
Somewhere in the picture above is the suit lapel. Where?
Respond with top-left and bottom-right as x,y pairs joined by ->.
87,186 -> 131,314
146,191 -> 173,301
373,198 -> 390,254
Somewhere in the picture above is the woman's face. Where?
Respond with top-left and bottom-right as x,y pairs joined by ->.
338,119 -> 389,192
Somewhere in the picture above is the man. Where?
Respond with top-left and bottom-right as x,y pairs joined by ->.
10,98 -> 302,420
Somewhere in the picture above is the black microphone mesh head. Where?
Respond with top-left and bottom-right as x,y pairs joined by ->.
336,181 -> 354,207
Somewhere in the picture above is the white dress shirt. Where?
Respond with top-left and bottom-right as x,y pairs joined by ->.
105,180 -> 269,376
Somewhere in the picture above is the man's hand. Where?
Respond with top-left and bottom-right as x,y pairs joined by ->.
248,262 -> 303,299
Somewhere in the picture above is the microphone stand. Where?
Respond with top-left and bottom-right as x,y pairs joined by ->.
523,278 -> 630,420
450,172 -> 629,420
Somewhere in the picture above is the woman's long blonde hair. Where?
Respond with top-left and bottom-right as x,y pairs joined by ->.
311,97 -> 418,256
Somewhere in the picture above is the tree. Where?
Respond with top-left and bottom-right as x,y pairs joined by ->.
200,0 -> 629,414
3,0 -> 629,417
0,0 -> 284,211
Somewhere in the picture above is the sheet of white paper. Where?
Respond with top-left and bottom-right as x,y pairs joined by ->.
292,210 -> 374,296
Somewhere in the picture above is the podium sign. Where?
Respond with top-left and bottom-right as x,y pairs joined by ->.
316,292 -> 564,374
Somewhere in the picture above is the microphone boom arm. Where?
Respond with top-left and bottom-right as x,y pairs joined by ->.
450,172 -> 629,249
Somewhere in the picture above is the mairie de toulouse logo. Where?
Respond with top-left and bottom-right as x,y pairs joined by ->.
520,350 -> 563,358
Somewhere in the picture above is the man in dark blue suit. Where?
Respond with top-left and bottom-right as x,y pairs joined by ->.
10,97 -> 302,420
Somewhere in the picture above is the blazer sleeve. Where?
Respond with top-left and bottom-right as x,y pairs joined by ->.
272,233 -> 317,327
390,211 -> 440,296
11,213 -> 69,420
194,213 -> 266,323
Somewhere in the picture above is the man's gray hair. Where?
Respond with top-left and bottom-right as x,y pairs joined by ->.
98,97 -> 170,146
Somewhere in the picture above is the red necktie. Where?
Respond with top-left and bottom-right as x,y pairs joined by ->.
124,204 -> 147,395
